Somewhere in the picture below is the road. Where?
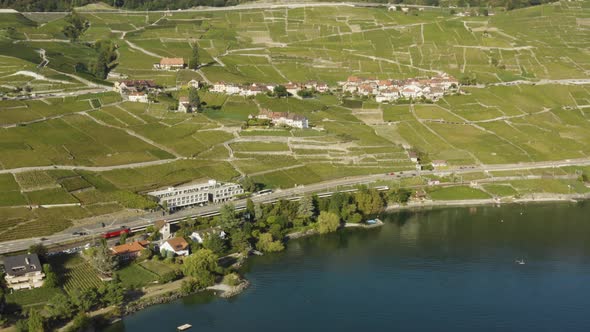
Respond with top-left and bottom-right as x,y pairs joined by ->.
1,157 -> 590,255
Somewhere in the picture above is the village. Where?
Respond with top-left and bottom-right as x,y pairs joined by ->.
113,57 -> 460,110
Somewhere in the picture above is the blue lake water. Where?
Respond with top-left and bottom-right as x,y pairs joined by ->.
104,202 -> 590,331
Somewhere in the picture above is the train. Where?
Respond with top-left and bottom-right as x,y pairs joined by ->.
102,227 -> 131,239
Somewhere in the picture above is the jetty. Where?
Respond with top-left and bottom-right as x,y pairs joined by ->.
345,218 -> 384,229
177,323 -> 192,331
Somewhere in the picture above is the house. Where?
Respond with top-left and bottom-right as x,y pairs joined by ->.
160,237 -> 190,256
154,220 -> 172,240
408,151 -> 419,163
190,229 -> 227,244
432,160 -> 448,168
155,58 -> 185,70
188,79 -> 199,89
3,254 -> 45,290
178,97 -> 191,113
254,109 -> 309,129
212,82 -> 227,93
128,92 -> 149,103
148,179 -> 244,210
114,80 -> 159,94
284,82 -> 301,96
388,5 -> 397,11
243,83 -> 267,96
110,241 -> 149,261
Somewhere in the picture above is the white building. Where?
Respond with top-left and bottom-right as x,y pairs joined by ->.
128,92 -> 149,103
147,180 -> 244,210
190,229 -> 227,244
3,254 -> 45,290
160,237 -> 190,256
178,97 -> 191,113
253,109 -> 309,129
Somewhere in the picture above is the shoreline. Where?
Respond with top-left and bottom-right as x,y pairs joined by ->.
8,195 -> 588,331
385,193 -> 589,212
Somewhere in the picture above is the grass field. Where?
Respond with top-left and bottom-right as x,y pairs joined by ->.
429,186 -> 491,200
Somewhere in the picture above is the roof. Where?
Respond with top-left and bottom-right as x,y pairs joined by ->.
3,254 -> 43,276
165,237 -> 189,251
179,96 -> 189,102
160,57 -> 185,66
154,220 -> 168,230
111,241 -> 149,255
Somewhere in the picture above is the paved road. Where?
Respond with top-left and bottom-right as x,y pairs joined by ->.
1,157 -> 590,255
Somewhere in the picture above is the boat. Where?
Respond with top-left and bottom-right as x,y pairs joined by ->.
515,259 -> 525,265
177,324 -> 192,331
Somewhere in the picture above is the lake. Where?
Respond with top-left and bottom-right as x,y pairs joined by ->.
104,202 -> 590,332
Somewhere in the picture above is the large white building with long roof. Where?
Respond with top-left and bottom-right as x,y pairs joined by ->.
147,180 -> 243,210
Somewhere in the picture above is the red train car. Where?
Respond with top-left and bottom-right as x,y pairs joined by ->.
102,227 -> 130,239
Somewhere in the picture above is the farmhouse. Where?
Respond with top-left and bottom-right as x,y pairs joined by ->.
110,241 -> 149,261
114,80 -> 159,94
147,180 -> 244,210
154,57 -> 185,70
128,92 -> 149,103
408,151 -> 419,163
160,237 -> 190,257
252,109 -> 309,129
178,97 -> 191,113
3,254 -> 45,290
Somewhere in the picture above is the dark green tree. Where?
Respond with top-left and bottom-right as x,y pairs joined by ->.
62,11 -> 89,42
28,243 -> 47,257
240,176 -> 257,192
273,85 -> 289,98
189,43 -> 200,70
202,233 -> 227,255
27,309 -> 45,332
42,264 -> 58,288
219,204 -> 239,229
188,87 -> 201,111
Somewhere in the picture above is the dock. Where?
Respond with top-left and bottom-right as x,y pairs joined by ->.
177,324 -> 192,331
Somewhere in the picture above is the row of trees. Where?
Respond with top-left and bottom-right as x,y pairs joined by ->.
174,186 -> 413,259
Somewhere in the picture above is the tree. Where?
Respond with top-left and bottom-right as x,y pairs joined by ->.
317,211 -> 340,234
45,293 -> 75,320
229,229 -> 250,252
354,189 -> 384,215
297,195 -> 315,220
92,39 -> 118,79
297,89 -> 313,98
42,264 -> 58,288
29,243 -> 47,257
254,203 -> 263,222
62,11 -> 89,42
69,288 -> 98,312
119,232 -> 128,244
89,245 -> 118,275
98,278 -> 125,306
189,43 -> 200,69
27,309 -> 45,332
202,233 -> 226,255
219,204 -> 239,229
246,198 -> 255,222
182,249 -> 219,288
256,233 -> 284,252
188,87 -> 201,111
273,85 -> 289,98
240,176 -> 257,193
